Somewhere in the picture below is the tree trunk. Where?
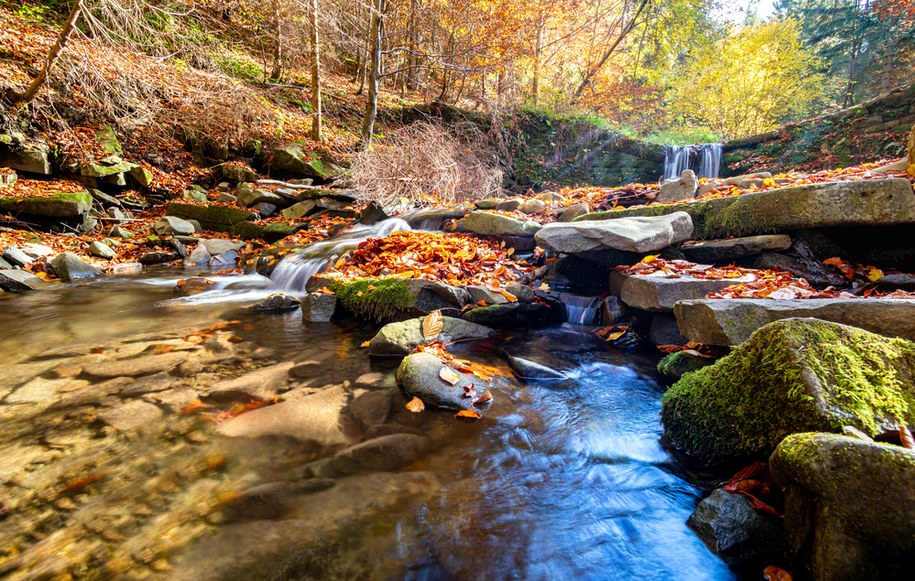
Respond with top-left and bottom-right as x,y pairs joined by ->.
908,124 -> 915,168
310,0 -> 322,141
6,0 -> 84,107
269,0 -> 284,81
532,22 -> 542,106
361,0 -> 384,145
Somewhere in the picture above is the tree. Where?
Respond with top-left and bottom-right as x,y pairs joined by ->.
361,0 -> 385,144
309,0 -> 323,140
669,18 -> 824,140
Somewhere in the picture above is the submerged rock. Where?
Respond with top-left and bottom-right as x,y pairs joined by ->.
661,318 -> 915,464
687,488 -> 783,564
250,293 -> 300,312
308,434 -> 432,478
770,433 -> 915,580
396,352 -> 486,411
506,355 -> 566,380
536,212 -> 693,255
368,316 -> 495,357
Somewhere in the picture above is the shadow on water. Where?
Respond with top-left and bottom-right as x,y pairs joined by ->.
0,273 -> 733,580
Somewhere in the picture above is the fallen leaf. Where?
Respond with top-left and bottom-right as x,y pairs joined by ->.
439,366 -> 461,385
405,397 -> 425,413
763,565 -> 792,581
473,390 -> 493,405
422,310 -> 444,341
455,409 -> 483,420
462,383 -> 477,399
866,267 -> 884,282
899,422 -> 915,450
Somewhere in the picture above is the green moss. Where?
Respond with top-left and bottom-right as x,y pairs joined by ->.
331,279 -> 414,322
657,351 -> 714,384
661,319 -> 915,464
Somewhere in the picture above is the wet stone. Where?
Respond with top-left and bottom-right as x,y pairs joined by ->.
99,400 -> 164,432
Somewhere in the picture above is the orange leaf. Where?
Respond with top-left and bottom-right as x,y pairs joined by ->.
405,396 -> 425,413
455,409 -> 482,420
473,390 -> 493,405
763,566 -> 792,581
422,310 -> 443,342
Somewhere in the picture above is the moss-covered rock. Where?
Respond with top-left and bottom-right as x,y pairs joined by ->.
331,278 -> 471,322
0,191 -> 92,218
580,179 -> 915,240
770,432 -> 915,580
661,318 -> 915,464
166,202 -> 260,237
270,145 -> 345,180
657,351 -> 714,384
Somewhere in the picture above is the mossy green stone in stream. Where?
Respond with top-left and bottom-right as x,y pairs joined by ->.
331,279 -> 413,322
657,351 -> 714,384
660,318 -> 915,464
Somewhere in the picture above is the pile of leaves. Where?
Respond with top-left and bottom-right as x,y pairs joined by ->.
325,230 -> 530,287
616,255 -> 759,280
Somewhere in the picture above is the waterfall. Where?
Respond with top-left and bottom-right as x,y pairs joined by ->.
560,294 -> 602,325
663,143 -> 723,180
698,144 -> 723,179
269,218 -> 412,292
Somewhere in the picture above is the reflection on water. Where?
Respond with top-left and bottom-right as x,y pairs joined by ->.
0,272 -> 732,580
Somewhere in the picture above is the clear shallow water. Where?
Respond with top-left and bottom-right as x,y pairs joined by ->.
0,272 -> 732,580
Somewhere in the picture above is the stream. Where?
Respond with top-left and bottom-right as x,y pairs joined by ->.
0,268 -> 733,580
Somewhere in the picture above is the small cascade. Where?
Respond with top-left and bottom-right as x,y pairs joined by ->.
560,293 -> 602,325
269,218 -> 412,292
698,143 -> 723,179
663,143 -> 723,180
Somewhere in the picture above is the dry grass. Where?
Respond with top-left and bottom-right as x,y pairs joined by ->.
350,121 -> 503,206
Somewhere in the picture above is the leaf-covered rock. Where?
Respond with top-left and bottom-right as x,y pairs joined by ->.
368,316 -> 495,356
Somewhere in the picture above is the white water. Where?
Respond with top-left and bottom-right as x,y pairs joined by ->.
561,294 -> 602,325
269,218 -> 412,292
663,143 -> 723,180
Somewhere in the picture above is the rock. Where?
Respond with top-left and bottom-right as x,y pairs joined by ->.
217,192 -> 237,203
89,188 -> 122,207
128,165 -> 154,188
535,212 -> 693,255
601,295 -> 626,325
219,164 -> 258,183
395,352 -> 486,411
281,200 -> 316,220
661,318 -> 915,464
216,385 -> 348,445
649,313 -> 687,345
456,211 -> 542,237
681,235 -> 792,263
251,202 -> 277,217
330,278 -> 471,321
82,351 -> 190,378
465,285 -> 508,305
0,191 -> 92,218
207,362 -> 295,402
506,355 -> 565,380
674,297 -> 915,345
0,170 -> 17,185
0,143 -> 52,174
139,251 -> 178,266
754,252 -> 844,287
405,206 -> 471,230
348,391 -> 392,429
309,434 -> 431,478
609,269 -> 755,312
558,202 -> 590,222
167,202 -> 257,237
475,198 -> 500,210
517,198 -> 547,214
876,273 -> 915,291
174,277 -> 215,296
687,488 -> 783,564
20,242 -> 55,259
301,292 -> 337,322
269,145 -> 345,180
504,283 -> 535,303
154,216 -> 196,236
656,351 -> 713,384
770,433 -> 915,580
235,184 -> 287,208
108,225 -> 134,238
98,401 -> 164,432
368,316 -> 496,357
658,169 -> 698,203
250,293 -> 300,312
2,247 -> 33,267
48,253 -> 102,281
721,172 -> 772,186
462,296 -> 564,328
184,244 -> 211,266
87,241 -> 115,259
198,239 -> 242,255
0,269 -> 47,291
582,178 -> 915,240
360,201 -> 390,225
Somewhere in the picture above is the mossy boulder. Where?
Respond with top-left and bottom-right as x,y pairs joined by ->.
95,126 -> 123,155
270,145 -> 345,180
0,191 -> 92,218
462,296 -> 564,328
396,352 -> 486,411
661,318 -> 915,464
657,351 -> 714,384
166,202 -> 259,237
770,433 -> 915,580
0,143 -> 52,174
580,179 -> 915,240
331,278 -> 470,322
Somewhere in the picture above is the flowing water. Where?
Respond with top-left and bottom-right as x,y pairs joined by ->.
0,268 -> 734,580
663,144 -> 724,180
560,293 -> 602,325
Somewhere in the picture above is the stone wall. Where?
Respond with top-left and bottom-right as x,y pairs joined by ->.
722,84 -> 915,176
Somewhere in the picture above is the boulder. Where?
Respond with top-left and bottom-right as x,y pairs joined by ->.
154,216 -> 196,236
308,434 -> 431,478
368,316 -> 495,357
200,239 -> 244,255
661,318 -> 915,464
0,269 -> 47,292
558,202 -> 590,222
656,351 -> 713,384
462,296 -> 564,328
517,198 -> 547,214
609,269 -> 756,312
687,488 -> 784,564
207,362 -> 295,402
219,164 -> 258,183
166,202 -> 257,237
0,143 -> 52,174
128,165 -> 154,188
581,179 -> 915,240
658,169 -> 698,203
771,433 -> 915,580
281,200 -> 316,220
396,352 -> 487,411
2,247 -> 33,267
331,278 -> 471,321
0,191 -> 92,218
674,298 -> 915,345
456,211 -> 542,237
87,241 -> 115,259
48,252 -> 102,282
681,234 -> 792,263
301,292 -> 337,322
250,293 -> 300,312
251,202 -> 277,217
182,188 -> 208,202
270,145 -> 345,180
649,313 -> 687,344
535,212 -> 693,255
506,355 -> 566,380
235,184 -> 287,208
465,285 -> 508,305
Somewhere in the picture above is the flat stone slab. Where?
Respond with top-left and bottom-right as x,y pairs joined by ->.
456,211 -> 542,237
674,298 -> 915,345
610,270 -> 756,312
580,178 -> 915,239
681,234 -> 792,263
535,212 -> 693,255
0,191 -> 92,218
